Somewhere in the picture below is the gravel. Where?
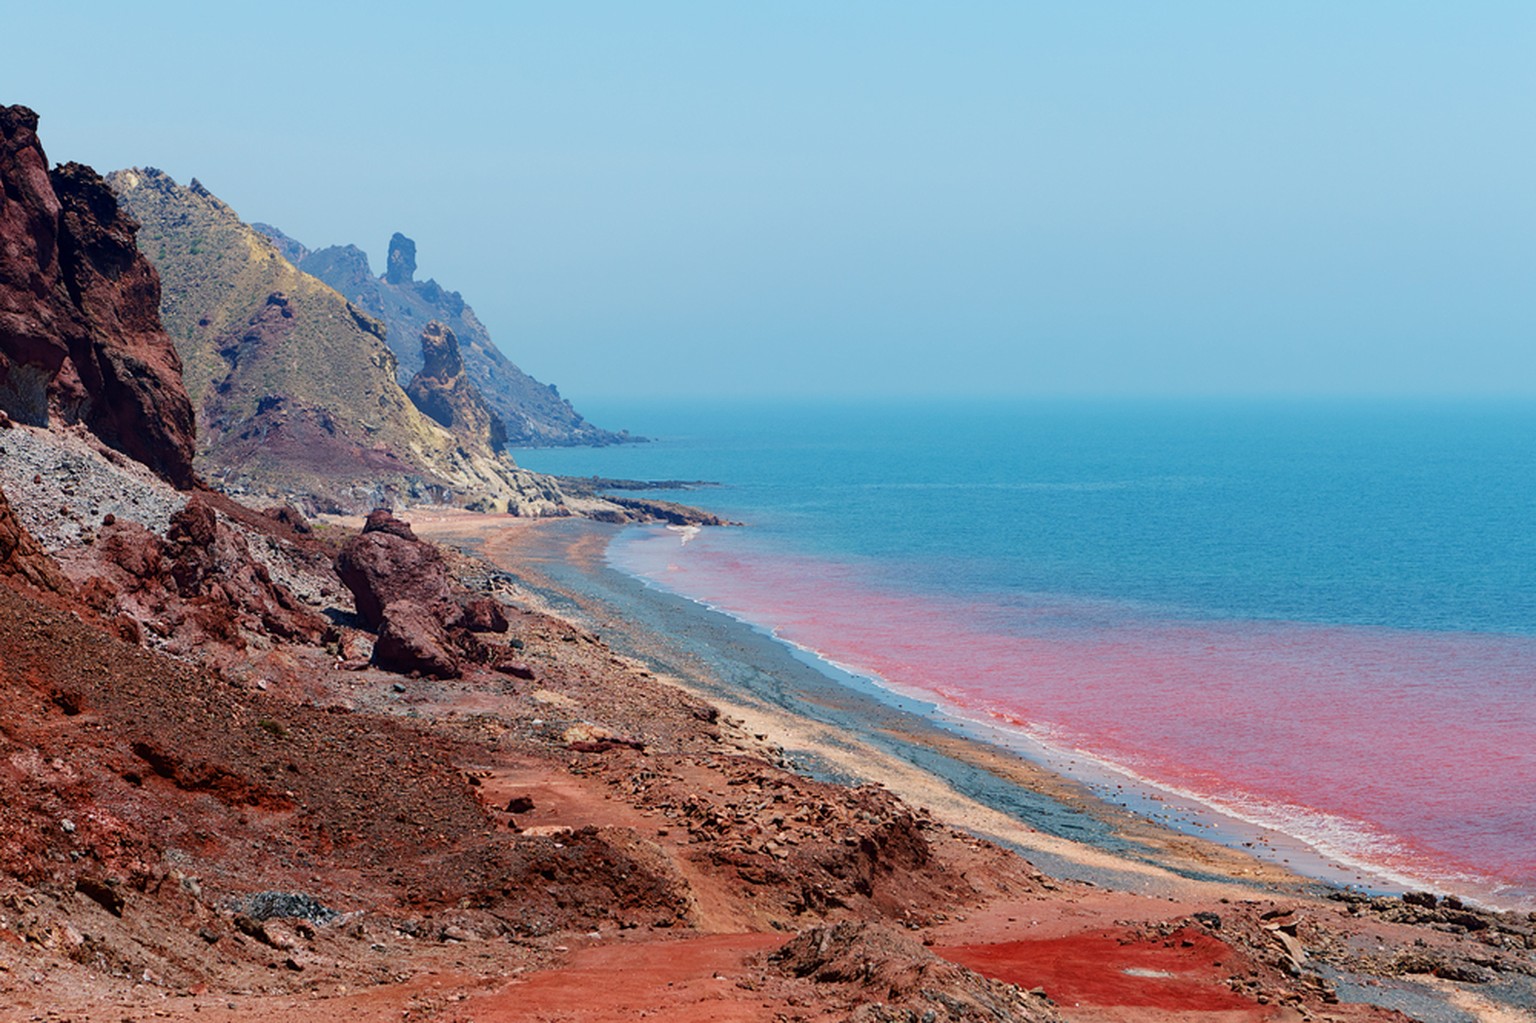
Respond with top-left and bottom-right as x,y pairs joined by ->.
0,424 -> 187,550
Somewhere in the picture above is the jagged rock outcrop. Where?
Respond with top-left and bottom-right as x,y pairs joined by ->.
110,169 -> 574,515
0,106 -> 196,488
66,494 -> 328,654
406,321 -> 507,451
335,509 -> 516,678
384,231 -> 416,286
260,225 -> 632,447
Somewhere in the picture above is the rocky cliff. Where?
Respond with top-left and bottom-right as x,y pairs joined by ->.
109,169 -> 569,515
0,106 -> 196,488
269,228 -> 632,447
405,320 -> 507,452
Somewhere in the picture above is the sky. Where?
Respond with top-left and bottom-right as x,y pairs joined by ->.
4,2 -> 1533,402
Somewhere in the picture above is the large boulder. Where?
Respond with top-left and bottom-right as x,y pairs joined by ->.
373,599 -> 460,678
0,106 -> 196,488
334,509 -> 455,628
335,509 -> 515,678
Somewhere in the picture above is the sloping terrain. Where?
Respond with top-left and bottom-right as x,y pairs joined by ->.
6,483 -> 1532,1022
108,169 -> 570,515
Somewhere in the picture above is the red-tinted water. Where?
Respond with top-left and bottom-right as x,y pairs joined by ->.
614,526 -> 1536,908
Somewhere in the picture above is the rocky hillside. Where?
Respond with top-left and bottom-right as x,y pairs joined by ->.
108,169 -> 570,515
0,106 -> 195,489
275,229 -> 633,447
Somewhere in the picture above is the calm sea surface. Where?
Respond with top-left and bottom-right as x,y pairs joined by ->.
513,398 -> 1536,906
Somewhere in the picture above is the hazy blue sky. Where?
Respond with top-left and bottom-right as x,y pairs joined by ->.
5,2 -> 1533,401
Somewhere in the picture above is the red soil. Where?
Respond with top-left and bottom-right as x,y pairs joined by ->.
941,926 -> 1256,1013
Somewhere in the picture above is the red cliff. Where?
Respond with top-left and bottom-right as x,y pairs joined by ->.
0,105 -> 195,488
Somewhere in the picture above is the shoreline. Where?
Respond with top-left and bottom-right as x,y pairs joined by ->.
416,510 -> 1533,913
410,511 -> 1341,902
389,510 -> 1536,1019
593,514 -> 1536,912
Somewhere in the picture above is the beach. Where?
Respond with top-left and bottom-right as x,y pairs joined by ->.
421,512 -> 1321,897
506,398 -> 1536,914
399,508 -> 1536,1023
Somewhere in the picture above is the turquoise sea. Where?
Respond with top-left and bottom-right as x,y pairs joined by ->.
513,398 -> 1536,907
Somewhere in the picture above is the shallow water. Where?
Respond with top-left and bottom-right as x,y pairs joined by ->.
514,397 -> 1536,908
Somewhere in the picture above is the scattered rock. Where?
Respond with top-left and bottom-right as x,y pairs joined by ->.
771,921 -> 1063,1022
243,891 -> 337,923
75,877 -> 124,917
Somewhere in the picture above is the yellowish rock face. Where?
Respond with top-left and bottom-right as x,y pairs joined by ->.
109,168 -> 571,515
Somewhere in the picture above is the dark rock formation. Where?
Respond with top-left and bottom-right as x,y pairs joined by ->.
406,321 -> 507,451
334,509 -> 514,678
334,511 -> 455,628
418,319 -> 463,383
374,598 -> 460,678
0,106 -> 196,488
384,232 -> 416,285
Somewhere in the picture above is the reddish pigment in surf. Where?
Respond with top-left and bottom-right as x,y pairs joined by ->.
614,527 -> 1536,908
